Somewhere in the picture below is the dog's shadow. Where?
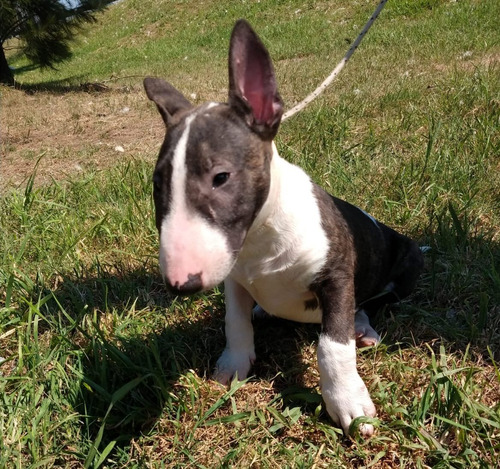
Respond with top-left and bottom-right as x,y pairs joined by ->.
43,268 -> 323,457
42,223 -> 500,458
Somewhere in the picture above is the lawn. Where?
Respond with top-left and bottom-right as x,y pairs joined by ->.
1,0 -> 499,467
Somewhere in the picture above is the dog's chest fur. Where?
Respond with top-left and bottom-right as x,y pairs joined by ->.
229,144 -> 329,323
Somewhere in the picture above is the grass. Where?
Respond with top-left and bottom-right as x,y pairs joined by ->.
1,0 -> 499,467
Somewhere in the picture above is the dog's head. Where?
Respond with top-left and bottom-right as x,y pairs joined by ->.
144,20 -> 283,294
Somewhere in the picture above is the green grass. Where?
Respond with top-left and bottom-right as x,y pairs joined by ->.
1,0 -> 500,467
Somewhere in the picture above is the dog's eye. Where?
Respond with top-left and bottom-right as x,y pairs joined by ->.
212,172 -> 230,189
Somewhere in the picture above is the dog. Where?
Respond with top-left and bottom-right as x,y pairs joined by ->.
144,19 -> 423,437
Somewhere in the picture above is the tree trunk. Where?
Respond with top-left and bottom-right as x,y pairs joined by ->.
0,45 -> 15,86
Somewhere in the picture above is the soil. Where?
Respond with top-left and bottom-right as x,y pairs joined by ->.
1,84 -> 165,191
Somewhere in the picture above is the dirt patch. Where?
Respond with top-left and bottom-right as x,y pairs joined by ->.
0,84 -> 166,190
429,50 -> 500,74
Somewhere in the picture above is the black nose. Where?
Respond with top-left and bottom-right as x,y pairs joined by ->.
167,272 -> 203,295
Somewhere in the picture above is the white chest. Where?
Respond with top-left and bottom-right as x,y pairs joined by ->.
229,148 -> 329,324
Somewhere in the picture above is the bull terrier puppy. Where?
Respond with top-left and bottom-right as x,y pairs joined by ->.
144,19 -> 423,437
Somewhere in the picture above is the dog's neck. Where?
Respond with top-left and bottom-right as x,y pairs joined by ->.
233,143 -> 329,283
246,143 -> 283,235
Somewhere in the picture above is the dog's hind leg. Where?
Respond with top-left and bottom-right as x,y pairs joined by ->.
355,309 -> 380,347
360,237 -> 424,316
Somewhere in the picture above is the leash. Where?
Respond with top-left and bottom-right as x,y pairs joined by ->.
282,0 -> 389,122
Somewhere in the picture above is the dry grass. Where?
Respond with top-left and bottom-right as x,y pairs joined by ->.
1,85 -> 163,189
1,0 -> 499,467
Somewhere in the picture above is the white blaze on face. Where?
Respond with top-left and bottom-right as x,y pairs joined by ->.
159,114 -> 234,290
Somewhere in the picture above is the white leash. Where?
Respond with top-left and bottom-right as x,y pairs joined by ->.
282,0 -> 389,122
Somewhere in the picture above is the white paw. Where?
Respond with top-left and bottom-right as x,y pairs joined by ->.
321,372 -> 377,437
213,348 -> 255,385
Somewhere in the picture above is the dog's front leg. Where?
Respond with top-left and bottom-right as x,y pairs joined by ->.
316,280 -> 376,437
213,277 -> 256,384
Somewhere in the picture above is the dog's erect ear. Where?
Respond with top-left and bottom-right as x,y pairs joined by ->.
228,20 -> 284,140
144,77 -> 193,126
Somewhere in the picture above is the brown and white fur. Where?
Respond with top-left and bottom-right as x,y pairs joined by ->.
144,20 -> 423,437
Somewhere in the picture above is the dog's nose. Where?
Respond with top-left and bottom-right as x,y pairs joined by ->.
166,272 -> 203,295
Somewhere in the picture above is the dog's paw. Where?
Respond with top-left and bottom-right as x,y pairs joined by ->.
321,374 -> 377,437
213,348 -> 255,385
355,309 -> 380,347
355,326 -> 380,347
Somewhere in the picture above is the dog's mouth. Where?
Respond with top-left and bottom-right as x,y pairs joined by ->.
164,271 -> 204,295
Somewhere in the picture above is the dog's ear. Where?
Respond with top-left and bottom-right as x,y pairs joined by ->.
228,20 -> 283,140
144,77 -> 193,126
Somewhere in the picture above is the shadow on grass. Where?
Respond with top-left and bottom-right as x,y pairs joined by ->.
40,268 -> 218,462
19,78 -> 111,94
8,57 -> 112,94
10,75 -> 112,94
12,63 -> 40,75
38,210 -> 499,463
40,267 -> 324,464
